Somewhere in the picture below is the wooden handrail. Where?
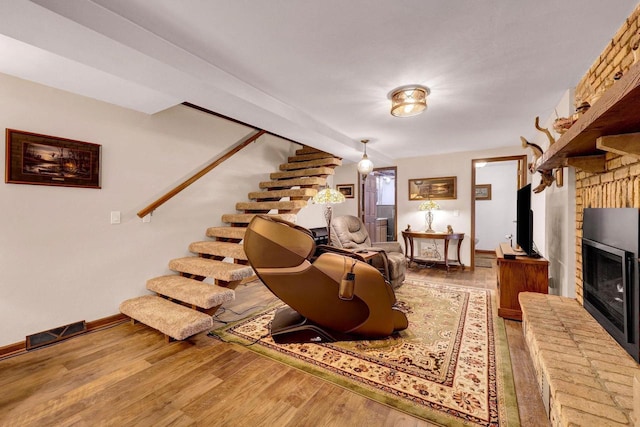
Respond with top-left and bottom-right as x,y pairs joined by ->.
137,129 -> 266,218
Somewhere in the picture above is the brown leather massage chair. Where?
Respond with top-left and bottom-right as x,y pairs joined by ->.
243,215 -> 408,343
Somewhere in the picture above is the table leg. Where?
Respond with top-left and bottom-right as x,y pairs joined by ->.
444,239 -> 450,271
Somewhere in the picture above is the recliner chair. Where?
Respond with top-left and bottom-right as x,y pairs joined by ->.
330,215 -> 407,289
243,215 -> 408,342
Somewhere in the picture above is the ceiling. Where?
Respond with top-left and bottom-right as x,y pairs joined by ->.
0,1 -> 637,165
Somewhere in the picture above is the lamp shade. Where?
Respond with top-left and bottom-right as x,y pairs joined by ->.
312,188 -> 346,204
419,199 -> 440,211
390,85 -> 430,117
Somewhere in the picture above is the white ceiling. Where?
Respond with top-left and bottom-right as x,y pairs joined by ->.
0,1 -> 637,165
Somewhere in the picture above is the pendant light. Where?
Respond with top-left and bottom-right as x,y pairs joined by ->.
357,139 -> 374,175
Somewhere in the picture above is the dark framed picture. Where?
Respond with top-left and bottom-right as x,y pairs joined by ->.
5,129 -> 101,189
336,184 -> 354,198
408,176 -> 457,200
475,184 -> 492,200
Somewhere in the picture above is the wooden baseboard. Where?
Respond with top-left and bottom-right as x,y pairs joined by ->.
0,313 -> 128,360
475,249 -> 496,255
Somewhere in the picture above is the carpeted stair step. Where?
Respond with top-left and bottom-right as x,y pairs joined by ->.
221,213 -> 296,225
279,157 -> 342,171
270,167 -> 334,180
259,177 -> 326,189
119,295 -> 213,341
147,275 -> 234,309
169,257 -> 253,283
235,200 -> 307,213
189,241 -> 247,260
295,146 -> 325,155
248,188 -> 317,201
206,226 -> 247,241
288,152 -> 339,163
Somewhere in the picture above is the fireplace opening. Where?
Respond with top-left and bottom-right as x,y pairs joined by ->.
583,239 -> 630,339
582,208 -> 639,363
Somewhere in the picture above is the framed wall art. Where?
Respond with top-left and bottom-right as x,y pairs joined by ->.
5,129 -> 101,189
408,176 -> 456,200
475,184 -> 492,200
336,184 -> 354,198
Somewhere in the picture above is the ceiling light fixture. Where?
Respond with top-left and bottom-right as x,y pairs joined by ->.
389,85 -> 430,117
357,139 -> 374,176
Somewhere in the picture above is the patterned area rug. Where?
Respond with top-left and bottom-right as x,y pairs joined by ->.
213,279 -> 520,426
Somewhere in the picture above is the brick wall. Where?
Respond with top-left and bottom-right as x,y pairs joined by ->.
573,5 -> 640,303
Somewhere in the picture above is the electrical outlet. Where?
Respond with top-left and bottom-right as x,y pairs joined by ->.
110,211 -> 121,224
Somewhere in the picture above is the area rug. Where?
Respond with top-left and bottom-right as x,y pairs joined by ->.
212,279 -> 520,426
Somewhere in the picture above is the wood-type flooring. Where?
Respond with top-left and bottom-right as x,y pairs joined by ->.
0,255 -> 549,426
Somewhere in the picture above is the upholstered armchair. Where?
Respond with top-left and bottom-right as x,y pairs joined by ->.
330,215 -> 406,288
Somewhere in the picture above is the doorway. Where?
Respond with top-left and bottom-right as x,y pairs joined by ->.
470,155 -> 527,270
358,167 -> 397,242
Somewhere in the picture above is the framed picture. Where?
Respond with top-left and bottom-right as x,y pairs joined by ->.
475,184 -> 492,200
336,184 -> 354,199
5,129 -> 101,189
408,176 -> 456,200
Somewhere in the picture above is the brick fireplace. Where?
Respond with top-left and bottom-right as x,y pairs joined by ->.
519,5 -> 640,426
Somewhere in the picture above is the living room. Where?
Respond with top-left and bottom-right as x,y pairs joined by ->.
2,2 -> 640,426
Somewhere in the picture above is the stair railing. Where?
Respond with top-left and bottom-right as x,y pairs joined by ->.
137,129 -> 266,218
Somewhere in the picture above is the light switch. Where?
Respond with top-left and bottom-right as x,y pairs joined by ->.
110,211 -> 121,224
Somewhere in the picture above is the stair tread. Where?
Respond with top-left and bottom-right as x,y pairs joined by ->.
120,295 -> 213,340
288,152 -> 340,162
270,167 -> 334,180
235,200 -> 308,211
147,275 -> 234,309
248,189 -> 317,200
169,257 -> 253,282
295,146 -> 326,155
221,213 -> 296,224
206,226 -> 247,239
279,157 -> 342,171
259,177 -> 326,189
189,241 -> 247,260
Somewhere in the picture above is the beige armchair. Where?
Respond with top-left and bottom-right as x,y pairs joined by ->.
330,215 -> 406,288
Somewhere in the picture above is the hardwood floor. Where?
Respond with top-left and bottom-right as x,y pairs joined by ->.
0,258 -> 548,426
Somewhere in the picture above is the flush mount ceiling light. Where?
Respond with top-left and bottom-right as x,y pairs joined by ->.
357,139 -> 374,175
388,85 -> 430,117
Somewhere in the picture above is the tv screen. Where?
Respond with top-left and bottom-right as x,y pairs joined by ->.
516,183 -> 534,256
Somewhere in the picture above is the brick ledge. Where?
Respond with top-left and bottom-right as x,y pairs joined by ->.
519,292 -> 639,427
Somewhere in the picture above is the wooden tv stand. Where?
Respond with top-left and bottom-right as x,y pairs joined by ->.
495,243 -> 548,321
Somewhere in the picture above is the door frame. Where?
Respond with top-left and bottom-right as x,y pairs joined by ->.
358,166 -> 398,241
470,155 -> 527,270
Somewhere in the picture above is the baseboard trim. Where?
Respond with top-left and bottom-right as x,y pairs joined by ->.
475,249 -> 496,255
0,313 -> 128,360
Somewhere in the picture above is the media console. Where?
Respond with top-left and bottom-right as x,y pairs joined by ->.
495,243 -> 549,320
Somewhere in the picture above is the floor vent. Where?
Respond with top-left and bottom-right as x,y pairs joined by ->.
26,320 -> 86,350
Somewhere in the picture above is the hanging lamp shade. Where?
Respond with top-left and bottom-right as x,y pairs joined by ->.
389,85 -> 430,117
357,139 -> 374,175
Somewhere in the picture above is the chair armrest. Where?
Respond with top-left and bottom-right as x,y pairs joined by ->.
371,241 -> 403,254
314,245 -> 367,262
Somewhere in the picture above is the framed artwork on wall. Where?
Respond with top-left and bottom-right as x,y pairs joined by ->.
475,184 -> 492,200
336,184 -> 354,198
5,129 -> 101,189
408,176 -> 457,200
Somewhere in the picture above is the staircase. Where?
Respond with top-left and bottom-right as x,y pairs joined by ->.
119,146 -> 342,341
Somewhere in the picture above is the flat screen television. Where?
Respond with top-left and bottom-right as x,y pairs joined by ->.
516,183 -> 535,256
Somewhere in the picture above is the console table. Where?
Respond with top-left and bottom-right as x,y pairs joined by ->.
401,230 -> 465,271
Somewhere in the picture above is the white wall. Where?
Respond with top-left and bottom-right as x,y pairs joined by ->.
531,88 -> 576,297
0,73 -> 306,346
475,161 -> 519,251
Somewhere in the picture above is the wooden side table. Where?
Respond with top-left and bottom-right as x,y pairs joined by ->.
401,230 -> 465,271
